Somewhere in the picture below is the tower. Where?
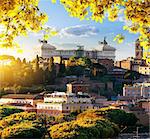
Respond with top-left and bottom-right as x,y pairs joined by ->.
135,39 -> 143,60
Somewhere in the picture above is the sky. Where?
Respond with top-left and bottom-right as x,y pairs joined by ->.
1,0 -> 139,61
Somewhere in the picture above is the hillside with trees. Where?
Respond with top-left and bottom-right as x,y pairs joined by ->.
0,55 -> 108,86
0,105 -> 139,139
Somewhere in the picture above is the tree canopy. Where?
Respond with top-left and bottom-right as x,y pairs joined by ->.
0,106 -> 139,138
106,109 -> 138,127
0,111 -> 53,138
0,0 -> 48,48
0,105 -> 24,119
1,122 -> 43,139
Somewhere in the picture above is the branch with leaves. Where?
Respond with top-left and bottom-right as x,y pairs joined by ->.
57,0 -> 150,63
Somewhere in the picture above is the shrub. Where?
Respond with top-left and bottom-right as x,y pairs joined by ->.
0,106 -> 24,119
50,117 -> 119,139
1,122 -> 43,138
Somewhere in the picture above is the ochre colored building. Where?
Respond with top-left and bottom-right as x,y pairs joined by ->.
98,59 -> 114,70
67,82 -> 90,94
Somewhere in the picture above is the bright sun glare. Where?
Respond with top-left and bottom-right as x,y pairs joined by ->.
0,59 -> 12,66
0,47 -> 24,58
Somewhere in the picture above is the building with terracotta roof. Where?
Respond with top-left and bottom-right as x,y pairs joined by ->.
67,81 -> 90,94
114,39 -> 149,73
36,91 -> 96,116
6,103 -> 36,112
0,94 -> 43,107
123,83 -> 150,99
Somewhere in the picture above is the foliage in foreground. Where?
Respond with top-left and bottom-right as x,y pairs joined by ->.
50,108 -> 138,139
0,111 -> 51,138
106,109 -> 138,127
1,122 -> 43,139
50,118 -> 119,139
0,105 -> 24,119
0,106 -> 138,139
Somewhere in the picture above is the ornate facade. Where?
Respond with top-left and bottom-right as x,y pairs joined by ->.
40,38 -> 116,61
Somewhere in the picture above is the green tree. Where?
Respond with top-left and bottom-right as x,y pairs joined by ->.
92,63 -> 107,77
35,55 -> 39,72
66,66 -> 85,77
124,70 -> 140,81
0,106 -> 24,120
106,109 -> 138,128
48,57 -> 54,72
58,57 -> 66,77
1,122 -> 43,138
34,68 -> 45,84
69,56 -> 76,62
22,58 -> 26,64
50,118 -> 119,139
47,57 -> 56,83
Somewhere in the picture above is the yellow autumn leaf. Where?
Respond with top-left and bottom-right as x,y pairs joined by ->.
17,49 -> 23,54
43,34 -> 49,40
113,34 -> 125,44
51,0 -> 56,3
50,31 -> 58,36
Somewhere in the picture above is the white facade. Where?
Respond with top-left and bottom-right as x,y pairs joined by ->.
37,103 -> 63,111
40,39 -> 116,61
36,103 -> 93,114
37,91 -> 98,115
0,98 -> 34,105
43,91 -> 92,104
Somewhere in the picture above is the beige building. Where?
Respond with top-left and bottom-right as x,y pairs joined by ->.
139,65 -> 150,75
114,39 -> 149,73
123,83 -> 150,98
36,91 -> 102,116
0,94 -> 43,112
138,99 -> 150,114
115,57 -> 146,72
67,82 -> 90,94
0,94 -> 37,106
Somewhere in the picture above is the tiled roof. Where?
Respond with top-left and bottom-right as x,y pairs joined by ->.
1,94 -> 37,99
6,103 -> 34,107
